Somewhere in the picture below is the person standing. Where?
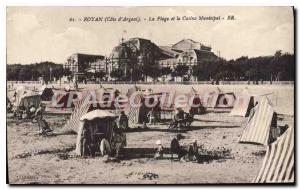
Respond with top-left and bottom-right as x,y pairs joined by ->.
118,111 -> 129,130
139,98 -> 149,128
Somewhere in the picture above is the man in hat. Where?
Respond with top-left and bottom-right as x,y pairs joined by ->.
170,134 -> 188,161
35,103 -> 53,133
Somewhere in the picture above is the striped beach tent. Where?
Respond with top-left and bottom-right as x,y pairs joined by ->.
253,127 -> 294,183
239,96 -> 276,145
126,85 -> 142,97
64,89 -> 106,133
230,88 -> 254,117
127,91 -> 144,124
64,95 -> 92,133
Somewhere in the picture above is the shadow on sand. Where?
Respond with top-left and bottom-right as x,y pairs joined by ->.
126,124 -> 240,133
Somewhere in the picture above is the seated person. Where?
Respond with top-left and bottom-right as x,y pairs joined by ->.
35,103 -> 53,133
184,112 -> 193,127
154,140 -> 164,159
112,133 -> 125,158
82,126 -> 95,158
147,109 -> 156,125
188,139 -> 200,162
27,105 -> 37,119
17,106 -> 26,119
170,108 -> 185,128
100,137 -> 112,157
170,134 -> 188,160
111,123 -> 126,158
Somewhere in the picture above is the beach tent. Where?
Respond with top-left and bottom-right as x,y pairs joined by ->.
230,88 -> 255,117
126,85 -> 142,97
239,96 -> 277,145
40,87 -> 55,101
64,100 -> 103,133
187,88 -> 206,114
127,91 -> 148,124
253,126 -> 294,183
15,87 -> 31,106
75,109 -> 118,156
126,90 -> 171,124
205,87 -> 236,108
17,91 -> 41,110
64,89 -> 110,132
189,94 -> 206,115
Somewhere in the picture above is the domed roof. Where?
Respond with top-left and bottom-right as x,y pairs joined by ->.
110,44 -> 131,58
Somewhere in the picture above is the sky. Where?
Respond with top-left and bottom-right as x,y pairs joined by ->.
6,6 -> 294,64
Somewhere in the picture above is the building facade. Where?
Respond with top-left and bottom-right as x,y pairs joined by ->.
90,59 -> 108,73
64,53 -> 105,73
158,39 -> 218,69
64,38 -> 218,81
109,38 -> 163,77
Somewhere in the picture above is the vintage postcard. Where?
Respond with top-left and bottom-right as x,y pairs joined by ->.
6,6 -> 294,184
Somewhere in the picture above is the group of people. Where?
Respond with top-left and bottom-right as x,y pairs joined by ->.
81,126 -> 126,159
154,134 -> 201,163
169,108 -> 194,129
170,134 -> 201,162
81,111 -> 129,159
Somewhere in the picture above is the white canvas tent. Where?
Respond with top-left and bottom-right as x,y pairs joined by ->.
205,87 -> 236,108
230,88 -> 254,117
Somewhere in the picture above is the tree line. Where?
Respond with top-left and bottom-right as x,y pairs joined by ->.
191,51 -> 294,82
7,62 -> 69,82
7,51 -> 294,82
110,50 -> 294,82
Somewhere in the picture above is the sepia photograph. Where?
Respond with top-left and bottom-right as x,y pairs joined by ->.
6,6 -> 295,184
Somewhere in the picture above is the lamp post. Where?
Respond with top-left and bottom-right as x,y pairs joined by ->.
130,68 -> 133,83
49,67 -> 52,83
